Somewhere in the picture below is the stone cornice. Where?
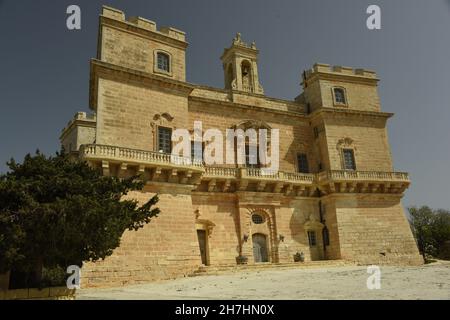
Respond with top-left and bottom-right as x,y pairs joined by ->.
308,107 -> 394,121
320,193 -> 404,201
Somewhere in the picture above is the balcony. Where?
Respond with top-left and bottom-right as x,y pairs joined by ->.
79,144 -> 204,185
317,170 -> 410,194
78,144 -> 410,195
201,167 -> 315,194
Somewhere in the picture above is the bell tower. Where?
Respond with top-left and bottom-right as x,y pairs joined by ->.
221,33 -> 264,94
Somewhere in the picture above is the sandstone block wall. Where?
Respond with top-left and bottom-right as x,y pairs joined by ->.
82,184 -> 201,288
323,115 -> 394,172
324,194 -> 423,265
96,77 -> 189,151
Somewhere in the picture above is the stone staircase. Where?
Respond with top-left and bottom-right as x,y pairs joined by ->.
189,259 -> 352,277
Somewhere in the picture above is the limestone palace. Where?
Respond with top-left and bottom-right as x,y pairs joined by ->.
60,6 -> 422,287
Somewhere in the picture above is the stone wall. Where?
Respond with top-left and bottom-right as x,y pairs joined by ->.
324,194 -> 422,265
95,77 -> 189,151
323,114 -> 394,172
82,183 -> 201,288
191,193 -> 240,265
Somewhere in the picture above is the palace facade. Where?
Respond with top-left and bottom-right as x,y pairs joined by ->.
60,6 -> 422,288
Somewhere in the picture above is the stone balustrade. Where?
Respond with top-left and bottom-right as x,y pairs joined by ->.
204,167 -> 239,179
241,168 -> 315,184
241,84 -> 254,93
318,170 -> 409,183
79,144 -> 410,194
80,144 -> 203,169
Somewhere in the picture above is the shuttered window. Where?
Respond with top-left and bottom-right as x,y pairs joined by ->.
343,149 -> 356,170
158,127 -> 172,154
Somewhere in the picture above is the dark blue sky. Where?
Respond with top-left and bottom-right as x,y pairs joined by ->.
1,0 -> 449,208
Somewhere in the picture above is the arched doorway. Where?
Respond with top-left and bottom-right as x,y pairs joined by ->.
252,233 -> 269,263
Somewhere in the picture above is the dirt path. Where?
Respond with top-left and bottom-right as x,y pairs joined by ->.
77,261 -> 450,300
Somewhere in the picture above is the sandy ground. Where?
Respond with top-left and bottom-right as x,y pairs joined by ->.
76,260 -> 450,300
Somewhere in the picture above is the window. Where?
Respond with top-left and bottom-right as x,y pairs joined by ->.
333,88 -> 346,105
313,127 -> 319,139
297,153 -> 309,173
343,149 -> 356,170
158,127 -> 172,154
252,214 -> 264,224
157,52 -> 170,72
245,144 -> 260,168
307,231 -> 317,247
191,141 -> 204,162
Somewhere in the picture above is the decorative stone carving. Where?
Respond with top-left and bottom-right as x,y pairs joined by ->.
336,137 -> 356,150
231,78 -> 237,89
232,119 -> 272,130
152,112 -> 174,124
233,32 -> 242,45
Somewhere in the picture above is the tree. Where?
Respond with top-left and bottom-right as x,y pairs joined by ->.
0,151 -> 160,287
409,206 -> 450,260
431,209 -> 450,255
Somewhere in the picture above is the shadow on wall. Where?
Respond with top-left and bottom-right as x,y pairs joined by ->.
289,207 -> 308,245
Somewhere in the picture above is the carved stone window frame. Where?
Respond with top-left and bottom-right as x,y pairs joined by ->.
153,50 -> 173,77
332,86 -> 348,107
151,113 -> 175,152
336,137 -> 357,171
230,120 -> 272,168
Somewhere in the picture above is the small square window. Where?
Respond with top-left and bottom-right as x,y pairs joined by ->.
313,127 -> 319,139
157,52 -> 170,72
333,88 -> 346,105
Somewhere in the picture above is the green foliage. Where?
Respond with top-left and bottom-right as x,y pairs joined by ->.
41,266 -> 67,288
0,151 -> 160,282
409,206 -> 450,259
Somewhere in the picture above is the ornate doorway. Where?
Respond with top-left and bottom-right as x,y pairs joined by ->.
252,233 -> 269,263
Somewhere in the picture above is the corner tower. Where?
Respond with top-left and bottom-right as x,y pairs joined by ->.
97,6 -> 188,82
221,33 -> 264,94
